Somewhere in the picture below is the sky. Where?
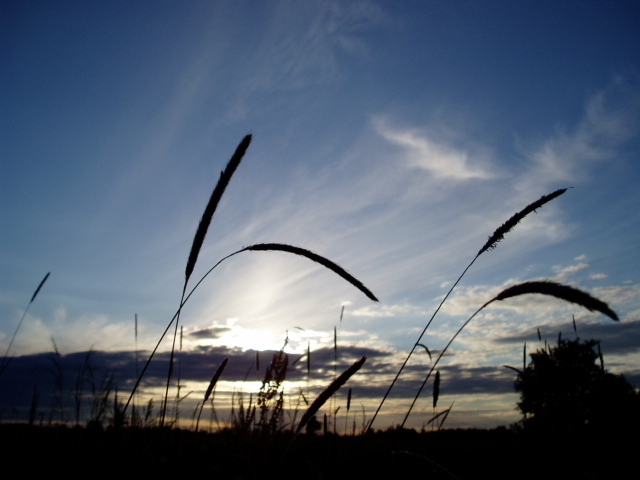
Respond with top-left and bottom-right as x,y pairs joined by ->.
1,1 -> 639,431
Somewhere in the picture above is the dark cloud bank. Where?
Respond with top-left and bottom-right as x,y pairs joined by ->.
2,321 -> 638,424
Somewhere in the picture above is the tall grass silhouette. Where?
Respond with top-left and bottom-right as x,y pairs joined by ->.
296,355 -> 367,435
1,272 -> 50,377
160,134 -> 251,426
367,188 -> 569,431
3,138 -> 622,438
195,357 -> 228,432
399,281 -> 618,427
124,135 -> 378,421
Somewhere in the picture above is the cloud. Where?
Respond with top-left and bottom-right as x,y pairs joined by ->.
4,307 -> 139,357
589,273 -> 608,280
242,1 -> 388,94
520,76 -> 640,188
373,118 -> 494,180
351,302 -> 427,318
440,259 -> 640,350
189,324 -> 232,340
0,342 -> 515,420
551,262 -> 589,282
497,318 -> 640,355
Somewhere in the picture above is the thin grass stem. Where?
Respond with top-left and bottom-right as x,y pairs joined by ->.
125,243 -> 376,414
400,280 -> 617,427
367,188 -> 567,432
1,272 -> 50,376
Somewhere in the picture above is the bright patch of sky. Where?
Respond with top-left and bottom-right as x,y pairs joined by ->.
1,1 -> 639,429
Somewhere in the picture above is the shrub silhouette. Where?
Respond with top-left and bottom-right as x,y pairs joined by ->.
513,337 -> 639,434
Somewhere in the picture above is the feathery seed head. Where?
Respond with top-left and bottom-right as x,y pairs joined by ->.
494,280 -> 618,321
478,188 -> 568,256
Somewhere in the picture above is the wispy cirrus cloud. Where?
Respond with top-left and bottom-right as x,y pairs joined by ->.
373,117 -> 495,181
241,1 -> 388,94
519,76 -> 640,189
551,261 -> 589,282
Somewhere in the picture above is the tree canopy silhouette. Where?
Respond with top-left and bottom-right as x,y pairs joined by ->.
512,337 -> 639,434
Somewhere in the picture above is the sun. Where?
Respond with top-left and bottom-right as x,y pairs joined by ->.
186,318 -> 286,352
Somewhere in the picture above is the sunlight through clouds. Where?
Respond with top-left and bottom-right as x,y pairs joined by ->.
2,1 -> 638,431
189,318 -> 285,352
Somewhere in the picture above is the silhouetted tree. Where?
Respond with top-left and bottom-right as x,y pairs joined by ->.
512,337 -> 639,434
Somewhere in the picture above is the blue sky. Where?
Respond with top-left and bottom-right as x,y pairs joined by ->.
1,1 -> 639,430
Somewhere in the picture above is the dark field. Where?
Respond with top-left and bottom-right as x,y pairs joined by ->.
2,424 -> 633,479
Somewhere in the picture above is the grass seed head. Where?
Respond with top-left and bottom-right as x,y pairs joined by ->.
241,243 -> 379,302
204,357 -> 229,403
494,280 -> 619,321
185,134 -> 252,286
478,188 -> 568,255
297,356 -> 366,434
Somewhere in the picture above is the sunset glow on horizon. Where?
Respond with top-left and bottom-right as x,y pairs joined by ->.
2,1 -> 639,431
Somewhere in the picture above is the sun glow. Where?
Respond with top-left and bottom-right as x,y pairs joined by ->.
187,316 -> 332,354
192,320 -> 284,352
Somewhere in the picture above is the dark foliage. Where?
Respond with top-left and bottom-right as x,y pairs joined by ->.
513,337 -> 639,434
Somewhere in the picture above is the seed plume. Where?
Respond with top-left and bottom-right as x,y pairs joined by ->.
1,272 -> 51,375
478,188 -> 568,255
493,280 -> 618,321
240,243 -> 379,302
30,272 -> 50,303
296,356 -> 366,434
204,357 -> 229,403
185,134 -> 252,286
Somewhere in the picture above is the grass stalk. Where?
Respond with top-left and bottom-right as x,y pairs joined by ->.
126,139 -> 376,421
494,281 -> 618,321
367,188 -> 567,432
125,242 -> 376,415
400,280 -> 618,427
344,387 -> 352,435
161,135 -> 252,427
240,244 -> 378,302
1,272 -> 50,376
28,385 -> 39,426
196,357 -> 228,431
296,356 -> 366,435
